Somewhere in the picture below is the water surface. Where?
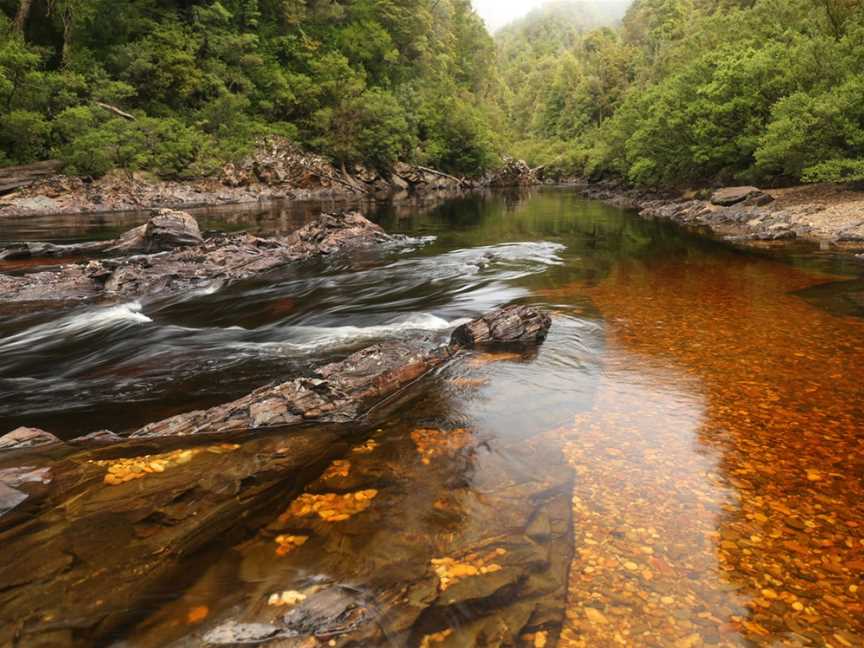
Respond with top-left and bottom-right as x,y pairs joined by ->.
0,190 -> 862,647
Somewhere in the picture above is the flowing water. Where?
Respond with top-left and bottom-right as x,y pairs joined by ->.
0,189 -> 862,647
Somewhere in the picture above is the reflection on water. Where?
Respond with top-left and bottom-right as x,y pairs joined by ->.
0,189 -> 863,647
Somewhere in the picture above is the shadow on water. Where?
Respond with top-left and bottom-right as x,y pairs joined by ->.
0,188 -> 863,646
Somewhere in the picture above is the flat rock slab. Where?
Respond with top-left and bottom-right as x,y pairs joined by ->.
711,186 -> 773,207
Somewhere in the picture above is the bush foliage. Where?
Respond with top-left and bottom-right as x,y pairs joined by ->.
494,0 -> 864,186
0,1 -> 500,177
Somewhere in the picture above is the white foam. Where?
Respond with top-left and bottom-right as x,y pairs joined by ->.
233,313 -> 470,354
0,302 -> 152,351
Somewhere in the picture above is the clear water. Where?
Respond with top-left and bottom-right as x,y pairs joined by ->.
0,189 -> 862,647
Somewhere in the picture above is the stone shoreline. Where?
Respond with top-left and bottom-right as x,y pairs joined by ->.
579,180 -> 864,258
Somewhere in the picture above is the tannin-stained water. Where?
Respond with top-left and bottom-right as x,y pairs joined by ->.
0,189 -> 862,647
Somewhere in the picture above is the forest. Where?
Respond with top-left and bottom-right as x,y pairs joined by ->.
1,0 -> 863,187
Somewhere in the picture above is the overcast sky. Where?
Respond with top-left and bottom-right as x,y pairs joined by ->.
472,0 -> 551,32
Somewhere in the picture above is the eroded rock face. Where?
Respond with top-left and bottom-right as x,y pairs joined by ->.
0,210 -> 390,303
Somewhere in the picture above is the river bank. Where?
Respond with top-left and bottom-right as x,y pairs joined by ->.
579,180 -> 864,257
0,140 -> 540,219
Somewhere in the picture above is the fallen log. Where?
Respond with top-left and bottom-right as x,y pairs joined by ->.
414,165 -> 466,188
95,102 -> 136,121
0,210 -> 391,303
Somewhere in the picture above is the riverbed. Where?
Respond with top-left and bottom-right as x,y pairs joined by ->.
1,189 -> 862,647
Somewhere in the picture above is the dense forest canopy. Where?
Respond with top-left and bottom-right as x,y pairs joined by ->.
1,0 -> 863,187
497,0 -> 864,186
0,0 -> 501,176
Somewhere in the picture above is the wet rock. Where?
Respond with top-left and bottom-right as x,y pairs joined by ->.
281,586 -> 376,638
450,304 -> 552,347
0,427 -> 61,452
131,340 -> 453,438
0,481 -> 28,518
132,306 -> 551,440
68,430 -> 123,445
0,210 -> 391,303
203,621 -> 284,644
711,187 -> 772,207
0,240 -> 114,261
282,211 -> 390,255
111,208 -> 203,253
0,466 -> 52,517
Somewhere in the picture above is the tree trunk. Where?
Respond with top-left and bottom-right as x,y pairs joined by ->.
14,0 -> 34,33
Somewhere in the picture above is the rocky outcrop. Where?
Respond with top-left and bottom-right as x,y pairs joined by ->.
0,305 -> 560,647
0,160 -> 63,194
638,198 -> 802,241
0,139 -> 478,218
580,181 -> 864,248
0,210 -> 391,303
0,306 -> 552,447
486,157 -> 541,187
132,305 -> 552,439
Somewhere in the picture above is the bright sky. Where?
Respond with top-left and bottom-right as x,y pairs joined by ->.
472,0 -> 551,32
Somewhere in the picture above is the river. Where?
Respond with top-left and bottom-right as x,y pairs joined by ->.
0,189 -> 862,647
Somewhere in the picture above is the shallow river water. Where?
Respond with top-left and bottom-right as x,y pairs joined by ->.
0,190 -> 862,647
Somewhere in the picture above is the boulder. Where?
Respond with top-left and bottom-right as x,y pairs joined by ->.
111,208 -> 203,253
711,186 -> 774,207
0,427 -> 62,452
450,304 -> 552,347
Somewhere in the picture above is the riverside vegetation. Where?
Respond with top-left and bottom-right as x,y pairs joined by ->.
2,0 -> 863,190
